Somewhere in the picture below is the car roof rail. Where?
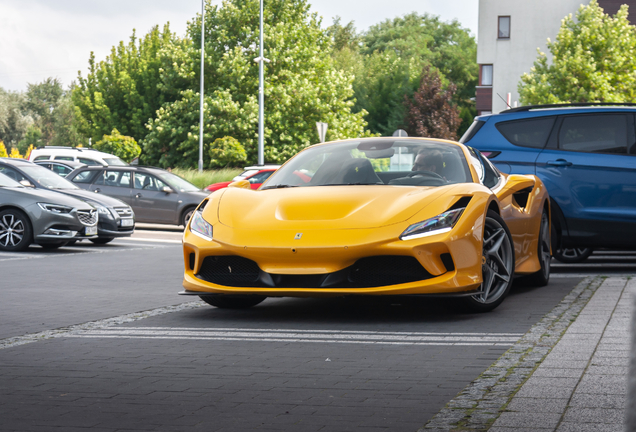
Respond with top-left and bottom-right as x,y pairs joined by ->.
503,102 -> 636,113
35,146 -> 99,152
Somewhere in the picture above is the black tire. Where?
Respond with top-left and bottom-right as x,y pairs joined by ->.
524,209 -> 551,287
66,240 -> 77,246
553,247 -> 593,263
39,242 -> 67,250
199,294 -> 266,309
459,210 -> 515,313
181,207 -> 196,226
90,238 -> 114,245
0,209 -> 33,252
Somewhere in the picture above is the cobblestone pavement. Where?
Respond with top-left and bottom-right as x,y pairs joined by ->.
421,276 -> 634,431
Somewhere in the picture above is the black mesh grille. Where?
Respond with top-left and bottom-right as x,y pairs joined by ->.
196,256 -> 261,287
348,256 -> 432,287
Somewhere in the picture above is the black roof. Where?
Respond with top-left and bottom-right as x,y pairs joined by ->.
503,102 -> 636,114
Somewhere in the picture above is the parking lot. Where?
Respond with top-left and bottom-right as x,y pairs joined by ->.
2,226 -> 631,431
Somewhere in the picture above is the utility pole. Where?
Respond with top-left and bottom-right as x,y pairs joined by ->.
254,0 -> 270,165
198,0 -> 205,172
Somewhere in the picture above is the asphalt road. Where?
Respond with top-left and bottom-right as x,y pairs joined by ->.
0,232 -> 630,432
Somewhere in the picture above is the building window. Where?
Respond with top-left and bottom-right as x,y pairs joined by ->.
480,65 -> 493,86
498,16 -> 510,39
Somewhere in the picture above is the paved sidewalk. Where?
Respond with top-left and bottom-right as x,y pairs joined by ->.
490,277 -> 633,431
421,276 -> 633,431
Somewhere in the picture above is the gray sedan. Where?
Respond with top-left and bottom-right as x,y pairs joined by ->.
0,172 -> 98,251
67,166 -> 210,225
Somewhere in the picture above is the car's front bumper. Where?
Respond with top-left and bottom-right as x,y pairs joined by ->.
97,217 -> 135,238
181,204 -> 486,297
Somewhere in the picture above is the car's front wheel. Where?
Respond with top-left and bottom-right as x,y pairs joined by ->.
199,294 -> 266,309
0,209 -> 32,252
553,247 -> 593,263
181,207 -> 196,227
460,210 -> 515,313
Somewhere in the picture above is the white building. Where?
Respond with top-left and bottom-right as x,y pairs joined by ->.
476,0 -> 634,114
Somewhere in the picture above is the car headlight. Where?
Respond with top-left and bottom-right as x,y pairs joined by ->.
38,203 -> 73,214
400,208 -> 465,241
95,205 -> 112,217
190,210 -> 213,241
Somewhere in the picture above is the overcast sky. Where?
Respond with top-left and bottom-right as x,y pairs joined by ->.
0,0 -> 478,92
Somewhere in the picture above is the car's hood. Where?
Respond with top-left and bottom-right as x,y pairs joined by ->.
1,186 -> 94,210
52,188 -> 129,208
217,185 -> 460,230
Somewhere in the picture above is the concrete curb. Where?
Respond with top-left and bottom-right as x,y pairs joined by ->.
420,276 -> 604,431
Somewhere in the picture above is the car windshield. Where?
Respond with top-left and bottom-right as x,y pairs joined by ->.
0,172 -> 23,188
103,157 -> 127,166
261,139 -> 472,189
21,166 -> 80,189
157,172 -> 201,192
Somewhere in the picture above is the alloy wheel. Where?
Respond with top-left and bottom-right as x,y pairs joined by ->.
0,213 -> 25,248
538,212 -> 551,280
473,216 -> 514,304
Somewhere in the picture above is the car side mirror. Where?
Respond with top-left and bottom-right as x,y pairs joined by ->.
228,180 -> 251,189
161,186 -> 174,194
19,180 -> 34,188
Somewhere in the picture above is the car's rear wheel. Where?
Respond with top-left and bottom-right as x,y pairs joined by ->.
524,210 -> 551,286
90,238 -> 114,245
553,247 -> 593,263
459,210 -> 514,313
199,294 -> 266,309
0,209 -> 32,252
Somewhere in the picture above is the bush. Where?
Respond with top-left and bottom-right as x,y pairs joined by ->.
0,141 -> 7,158
94,128 -> 141,162
171,168 -> 243,189
209,136 -> 247,168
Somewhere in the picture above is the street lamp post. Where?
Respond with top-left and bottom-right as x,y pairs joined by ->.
254,0 -> 269,165
198,0 -> 205,172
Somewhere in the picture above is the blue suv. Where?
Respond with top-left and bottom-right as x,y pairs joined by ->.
461,104 -> 636,262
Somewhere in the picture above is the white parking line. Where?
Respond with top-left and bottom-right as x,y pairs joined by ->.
67,327 -> 522,346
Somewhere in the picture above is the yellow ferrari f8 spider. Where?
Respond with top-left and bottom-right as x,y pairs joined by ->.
180,138 -> 551,312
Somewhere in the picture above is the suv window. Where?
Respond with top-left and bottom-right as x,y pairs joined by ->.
54,156 -> 74,161
134,172 -> 168,191
95,170 -> 132,187
33,156 -> 50,161
495,117 -> 555,149
78,157 -> 101,166
558,114 -> 628,154
72,169 -> 101,184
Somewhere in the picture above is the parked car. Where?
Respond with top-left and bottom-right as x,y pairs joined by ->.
66,166 -> 210,225
35,160 -> 87,177
0,158 -> 134,244
0,172 -> 98,251
29,146 -> 127,166
181,137 -> 551,312
206,165 -> 280,192
460,104 -> 636,262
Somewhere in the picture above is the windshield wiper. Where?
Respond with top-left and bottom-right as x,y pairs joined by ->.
261,184 -> 298,190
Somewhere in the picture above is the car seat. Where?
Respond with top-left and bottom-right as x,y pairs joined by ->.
333,158 -> 382,185
309,151 -> 353,185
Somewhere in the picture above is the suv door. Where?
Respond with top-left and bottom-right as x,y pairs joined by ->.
90,169 -> 134,205
535,113 -> 636,248
132,172 -> 178,223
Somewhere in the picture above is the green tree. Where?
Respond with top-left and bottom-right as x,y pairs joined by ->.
0,88 -> 33,149
24,78 -> 64,143
17,125 -> 43,155
404,66 -> 461,140
94,128 -> 141,162
331,13 -> 477,136
142,0 -> 368,168
93,129 -> 141,162
519,1 -> 636,104
73,25 -> 178,144
209,136 -> 247,168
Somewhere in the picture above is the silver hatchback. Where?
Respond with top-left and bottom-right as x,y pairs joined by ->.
0,172 -> 98,251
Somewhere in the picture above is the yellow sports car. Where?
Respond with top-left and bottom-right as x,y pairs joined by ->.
180,138 -> 551,312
